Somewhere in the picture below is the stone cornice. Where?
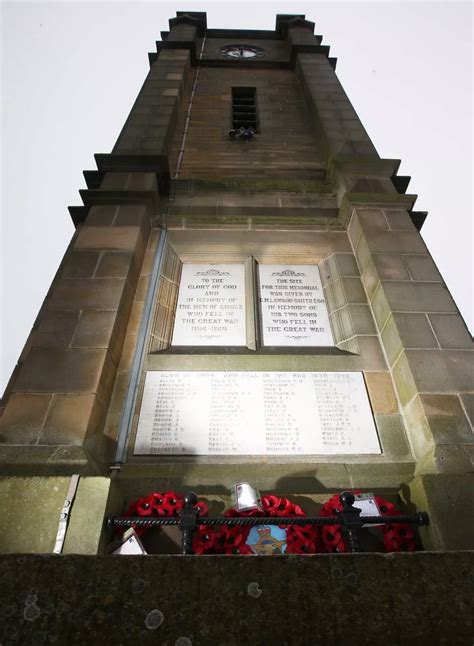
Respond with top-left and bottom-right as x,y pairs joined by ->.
169,12 -> 206,36
68,154 -> 169,226
338,192 -> 418,228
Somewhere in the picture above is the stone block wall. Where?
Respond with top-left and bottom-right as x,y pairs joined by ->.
101,227 -> 162,456
114,49 -> 191,155
0,176 -> 156,472
297,53 -> 378,159
170,67 -> 325,180
348,206 -> 473,473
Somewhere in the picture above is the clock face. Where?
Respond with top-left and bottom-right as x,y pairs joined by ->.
220,45 -> 265,59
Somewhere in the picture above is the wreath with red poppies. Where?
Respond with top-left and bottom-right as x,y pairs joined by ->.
195,494 -> 321,555
318,491 -> 417,553
121,490 -> 209,550
120,491 -> 320,554
120,490 -> 416,554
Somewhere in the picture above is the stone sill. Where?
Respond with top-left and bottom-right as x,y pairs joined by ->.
1,552 -> 472,643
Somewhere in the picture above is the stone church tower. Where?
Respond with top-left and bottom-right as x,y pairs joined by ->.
0,11 -> 472,561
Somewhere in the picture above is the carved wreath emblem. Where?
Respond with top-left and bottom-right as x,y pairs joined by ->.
271,269 -> 306,277
195,269 -> 230,277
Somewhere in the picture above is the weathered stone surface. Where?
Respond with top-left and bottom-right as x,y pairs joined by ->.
0,445 -> 89,475
355,208 -> 388,232
409,394 -> 474,448
1,552 -> 472,644
100,172 -> 129,190
428,313 -> 474,349
355,337 -> 387,371
354,232 -> 371,270
0,477 -> 69,553
391,351 -> 418,407
0,477 -> 111,554
48,277 -> 127,311
95,251 -> 135,278
340,303 -> 376,335
405,473 -> 474,550
381,281 -> 457,313
63,477 -> 112,554
360,256 -> 379,300
372,253 -> 410,280
403,395 -> 436,459
375,414 -> 412,460
460,393 -> 474,428
364,372 -> 398,414
171,66 -> 325,180
31,310 -> 79,349
331,252 -> 359,277
40,394 -> 105,446
347,210 -> 362,247
421,393 -> 470,418
115,49 -> 190,155
298,53 -> 378,158
61,251 -> 100,278
404,349 -> 473,393
0,394 -> 51,445
114,204 -> 149,226
403,254 -> 442,281
13,348 -> 115,401
364,230 -> 427,255
75,226 -> 143,251
381,312 -> 438,367
85,205 -> 118,226
340,276 -> 367,303
426,444 -> 472,474
370,282 -> 391,329
71,310 -> 118,349
346,460 -> 415,488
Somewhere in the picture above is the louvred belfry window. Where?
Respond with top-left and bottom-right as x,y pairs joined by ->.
232,87 -> 259,131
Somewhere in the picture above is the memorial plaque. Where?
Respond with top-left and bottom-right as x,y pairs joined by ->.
134,371 -> 380,456
258,264 -> 333,347
172,263 -> 246,346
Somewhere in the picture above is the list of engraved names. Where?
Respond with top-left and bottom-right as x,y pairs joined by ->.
134,371 -> 380,456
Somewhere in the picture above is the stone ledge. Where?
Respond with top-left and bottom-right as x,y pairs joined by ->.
0,552 -> 472,644
0,445 -> 93,476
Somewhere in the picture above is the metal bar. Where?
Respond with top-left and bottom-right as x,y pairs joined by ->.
108,514 -> 428,528
112,229 -> 168,468
178,492 -> 199,555
338,491 -> 363,552
53,474 -> 80,554
174,34 -> 207,180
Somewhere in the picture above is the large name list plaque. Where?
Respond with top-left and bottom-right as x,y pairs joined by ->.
172,263 -> 246,346
134,371 -> 381,456
258,265 -> 333,347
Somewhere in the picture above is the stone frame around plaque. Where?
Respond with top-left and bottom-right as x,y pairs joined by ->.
148,239 -> 343,354
147,232 -> 375,357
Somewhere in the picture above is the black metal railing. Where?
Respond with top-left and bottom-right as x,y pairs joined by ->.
106,492 -> 429,555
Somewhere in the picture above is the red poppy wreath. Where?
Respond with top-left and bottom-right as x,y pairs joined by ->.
319,491 -> 417,553
120,491 -> 209,550
194,494 -> 321,555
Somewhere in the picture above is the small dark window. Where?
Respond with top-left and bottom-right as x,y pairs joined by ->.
232,87 -> 259,132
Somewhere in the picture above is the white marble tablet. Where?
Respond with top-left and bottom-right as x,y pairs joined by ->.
258,264 -> 333,347
134,371 -> 380,456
